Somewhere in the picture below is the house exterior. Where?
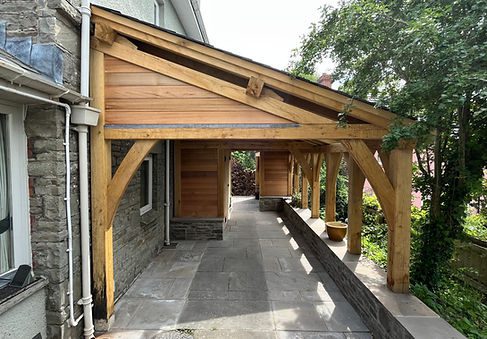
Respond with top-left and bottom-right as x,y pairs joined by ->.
0,1 -> 206,338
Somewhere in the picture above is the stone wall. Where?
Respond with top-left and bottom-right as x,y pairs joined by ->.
26,105 -> 83,338
170,218 -> 224,240
111,141 -> 166,299
259,197 -> 284,212
281,201 -> 413,339
0,0 -> 82,89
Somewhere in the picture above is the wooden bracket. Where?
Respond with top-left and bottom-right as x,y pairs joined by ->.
289,147 -> 312,181
95,22 -> 118,45
246,76 -> 265,98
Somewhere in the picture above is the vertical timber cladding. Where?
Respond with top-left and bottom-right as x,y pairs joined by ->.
260,151 -> 291,196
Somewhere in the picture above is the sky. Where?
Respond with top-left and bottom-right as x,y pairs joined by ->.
199,0 -> 338,75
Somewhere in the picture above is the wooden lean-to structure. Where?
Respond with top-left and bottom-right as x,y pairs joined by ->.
89,5 -> 416,322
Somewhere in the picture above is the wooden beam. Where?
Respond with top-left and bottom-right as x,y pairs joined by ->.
94,22 -> 118,45
311,153 -> 324,218
347,157 -> 366,254
115,35 -> 138,49
287,155 -> 293,196
325,152 -> 343,222
289,147 -> 312,181
293,161 -> 300,195
90,49 -> 115,323
387,146 -> 413,293
341,140 -> 395,226
104,124 -> 387,141
91,8 -> 410,128
93,40 -> 334,125
246,76 -> 264,98
106,140 -> 158,226
217,147 -> 225,217
301,172 -> 309,209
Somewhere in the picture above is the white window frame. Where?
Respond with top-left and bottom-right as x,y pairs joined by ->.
139,155 -> 153,215
0,101 -> 31,275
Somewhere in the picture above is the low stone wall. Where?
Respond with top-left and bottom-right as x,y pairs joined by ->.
259,196 -> 284,212
282,201 -> 413,339
171,218 -> 224,240
454,239 -> 487,294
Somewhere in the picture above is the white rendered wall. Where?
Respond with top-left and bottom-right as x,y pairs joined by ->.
163,0 -> 186,35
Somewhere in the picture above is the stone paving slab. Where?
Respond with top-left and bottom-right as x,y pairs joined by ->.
104,196 -> 370,338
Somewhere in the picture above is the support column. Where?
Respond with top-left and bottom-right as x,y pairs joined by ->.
347,157 -> 365,254
387,145 -> 414,293
311,153 -> 324,218
325,153 -> 343,221
293,161 -> 299,195
301,171 -> 308,209
90,50 -> 114,328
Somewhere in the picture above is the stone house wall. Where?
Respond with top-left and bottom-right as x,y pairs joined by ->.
1,1 -> 169,337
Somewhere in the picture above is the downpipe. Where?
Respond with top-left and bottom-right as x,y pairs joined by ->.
165,140 -> 170,245
0,85 -> 84,330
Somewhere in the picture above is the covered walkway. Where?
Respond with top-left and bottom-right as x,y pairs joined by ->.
101,197 -> 369,338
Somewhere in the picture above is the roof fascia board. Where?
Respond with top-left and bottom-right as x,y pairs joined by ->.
170,0 -> 207,43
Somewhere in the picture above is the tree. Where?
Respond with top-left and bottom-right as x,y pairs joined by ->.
290,0 -> 487,288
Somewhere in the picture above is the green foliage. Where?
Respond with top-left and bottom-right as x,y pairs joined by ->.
412,282 -> 487,338
232,151 -> 256,171
290,0 -> 487,289
463,214 -> 487,241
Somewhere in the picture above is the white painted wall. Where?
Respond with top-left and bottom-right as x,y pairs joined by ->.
92,0 -> 186,35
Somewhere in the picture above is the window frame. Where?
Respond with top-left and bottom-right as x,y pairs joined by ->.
0,101 -> 31,276
139,155 -> 153,215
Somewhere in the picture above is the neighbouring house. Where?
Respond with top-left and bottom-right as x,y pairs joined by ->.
0,1 -> 206,338
0,2 -> 464,339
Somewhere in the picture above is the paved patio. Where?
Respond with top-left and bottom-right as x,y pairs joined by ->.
100,197 -> 370,339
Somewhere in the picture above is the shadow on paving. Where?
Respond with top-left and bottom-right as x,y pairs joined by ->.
99,196 -> 370,339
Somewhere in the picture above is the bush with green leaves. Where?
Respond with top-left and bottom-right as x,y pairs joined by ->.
232,151 -> 256,171
463,214 -> 487,242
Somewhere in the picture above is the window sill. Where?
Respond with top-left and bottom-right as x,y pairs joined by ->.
0,277 -> 48,316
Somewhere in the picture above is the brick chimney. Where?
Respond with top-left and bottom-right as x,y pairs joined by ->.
318,73 -> 333,88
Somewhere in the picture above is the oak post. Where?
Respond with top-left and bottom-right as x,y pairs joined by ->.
90,50 -> 114,325
301,171 -> 309,209
387,146 -> 413,293
347,157 -> 366,254
324,153 -> 343,221
311,153 -> 324,218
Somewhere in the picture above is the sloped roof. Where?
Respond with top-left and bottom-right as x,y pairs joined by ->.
91,4 -> 414,141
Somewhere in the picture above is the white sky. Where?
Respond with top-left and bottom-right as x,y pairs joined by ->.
199,0 -> 338,75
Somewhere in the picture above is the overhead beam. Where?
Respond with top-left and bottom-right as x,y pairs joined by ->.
91,8 -> 409,128
324,152 -> 343,221
92,39 -> 334,125
106,140 -> 158,226
104,124 -> 387,140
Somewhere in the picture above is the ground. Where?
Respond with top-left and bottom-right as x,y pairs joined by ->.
99,197 -> 370,338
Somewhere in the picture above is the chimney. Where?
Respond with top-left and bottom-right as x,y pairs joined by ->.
318,73 -> 333,88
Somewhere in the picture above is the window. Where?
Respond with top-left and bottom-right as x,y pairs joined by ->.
0,104 -> 30,277
140,155 -> 153,215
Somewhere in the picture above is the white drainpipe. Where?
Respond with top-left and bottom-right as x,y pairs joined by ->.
165,140 -> 170,245
75,0 -> 95,337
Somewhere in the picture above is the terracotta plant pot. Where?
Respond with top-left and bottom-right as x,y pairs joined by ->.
326,221 -> 348,242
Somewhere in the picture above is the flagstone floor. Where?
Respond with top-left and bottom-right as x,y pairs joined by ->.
99,196 -> 370,339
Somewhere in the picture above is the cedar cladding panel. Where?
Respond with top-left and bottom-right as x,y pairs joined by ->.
103,56 -> 291,125
260,151 -> 290,196
180,147 -> 219,217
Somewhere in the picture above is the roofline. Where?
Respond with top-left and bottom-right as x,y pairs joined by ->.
170,0 -> 209,43
91,5 -> 415,127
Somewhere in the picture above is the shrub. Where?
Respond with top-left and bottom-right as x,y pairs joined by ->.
463,214 -> 487,241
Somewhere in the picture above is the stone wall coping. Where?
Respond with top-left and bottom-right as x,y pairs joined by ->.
171,217 -> 224,222
0,277 -> 48,316
283,199 -> 466,339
